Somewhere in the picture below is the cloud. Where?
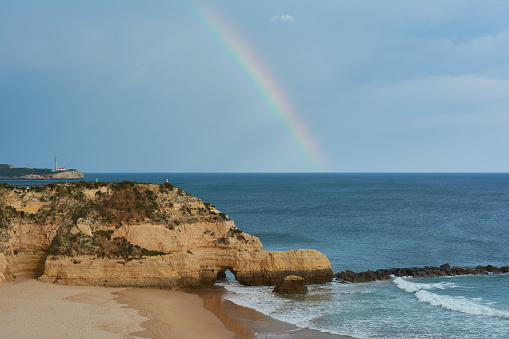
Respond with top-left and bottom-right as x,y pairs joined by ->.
464,27 -> 509,49
358,75 -> 509,128
369,75 -> 509,105
271,14 -> 294,23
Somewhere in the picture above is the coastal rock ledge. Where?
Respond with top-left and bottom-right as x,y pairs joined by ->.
0,182 -> 332,289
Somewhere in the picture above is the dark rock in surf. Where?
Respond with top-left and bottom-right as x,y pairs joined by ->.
333,264 -> 509,283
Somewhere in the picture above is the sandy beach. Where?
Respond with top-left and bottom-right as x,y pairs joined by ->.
0,278 -> 347,338
0,278 -> 234,339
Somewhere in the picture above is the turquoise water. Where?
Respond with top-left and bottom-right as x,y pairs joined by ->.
83,173 -> 509,338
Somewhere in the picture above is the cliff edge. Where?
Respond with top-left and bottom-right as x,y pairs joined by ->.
0,181 -> 332,289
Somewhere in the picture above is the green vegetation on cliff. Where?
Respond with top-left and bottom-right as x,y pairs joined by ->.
0,181 -> 240,257
0,164 -> 82,179
47,229 -> 165,260
0,164 -> 54,177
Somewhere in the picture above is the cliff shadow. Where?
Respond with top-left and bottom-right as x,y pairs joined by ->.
6,251 -> 48,279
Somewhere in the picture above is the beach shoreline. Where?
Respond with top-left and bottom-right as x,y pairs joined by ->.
0,278 -> 235,339
113,286 -> 236,339
0,277 -> 348,338
189,286 -> 350,338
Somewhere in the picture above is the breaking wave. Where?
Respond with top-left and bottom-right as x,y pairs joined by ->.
394,277 -> 509,319
393,276 -> 458,293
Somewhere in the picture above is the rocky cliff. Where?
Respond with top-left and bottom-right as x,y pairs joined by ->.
0,182 -> 332,289
0,253 -> 7,287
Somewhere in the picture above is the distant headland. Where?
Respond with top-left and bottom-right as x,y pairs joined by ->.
0,158 -> 84,180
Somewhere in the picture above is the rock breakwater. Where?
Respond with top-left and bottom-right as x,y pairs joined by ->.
334,263 -> 509,283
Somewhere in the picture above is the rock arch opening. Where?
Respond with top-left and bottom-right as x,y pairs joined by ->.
216,267 -> 239,283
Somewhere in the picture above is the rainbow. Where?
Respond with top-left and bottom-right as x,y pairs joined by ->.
183,2 -> 328,171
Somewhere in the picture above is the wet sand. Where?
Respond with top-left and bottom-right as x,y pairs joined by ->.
114,287 -> 234,339
0,278 -> 348,338
191,286 -> 350,339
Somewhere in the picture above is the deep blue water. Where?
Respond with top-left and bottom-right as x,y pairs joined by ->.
71,173 -> 509,337
84,173 -> 509,272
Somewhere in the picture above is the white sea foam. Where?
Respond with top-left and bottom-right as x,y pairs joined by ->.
218,280 -> 349,336
415,290 -> 509,318
219,277 -> 509,339
393,277 -> 457,293
394,277 -> 509,319
219,281 -> 283,314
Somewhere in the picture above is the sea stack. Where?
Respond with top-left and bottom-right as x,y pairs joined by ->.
273,275 -> 308,294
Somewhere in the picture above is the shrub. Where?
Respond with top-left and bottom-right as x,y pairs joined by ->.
159,182 -> 175,192
216,237 -> 229,245
217,212 -> 228,221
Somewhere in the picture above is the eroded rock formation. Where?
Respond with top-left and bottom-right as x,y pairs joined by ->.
0,182 -> 332,289
273,275 -> 308,294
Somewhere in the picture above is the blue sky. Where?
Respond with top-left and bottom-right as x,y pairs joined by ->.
1,0 -> 508,172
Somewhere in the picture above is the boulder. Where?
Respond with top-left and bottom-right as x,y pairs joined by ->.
440,263 -> 450,271
273,275 -> 308,294
465,268 -> 479,275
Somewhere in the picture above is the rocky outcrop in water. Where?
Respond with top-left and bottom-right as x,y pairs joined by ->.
273,275 -> 308,294
0,182 -> 332,289
334,263 -> 509,283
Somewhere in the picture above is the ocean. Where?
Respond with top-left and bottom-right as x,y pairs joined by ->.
15,173 -> 509,338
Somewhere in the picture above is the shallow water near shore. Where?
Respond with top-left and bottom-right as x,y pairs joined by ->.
219,273 -> 509,338
190,285 -> 347,338
82,173 -> 509,338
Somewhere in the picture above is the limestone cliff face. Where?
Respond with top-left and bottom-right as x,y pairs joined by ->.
6,251 -> 48,278
0,253 -> 7,287
0,182 -> 332,288
38,249 -> 332,289
193,248 -> 333,286
39,253 -> 203,288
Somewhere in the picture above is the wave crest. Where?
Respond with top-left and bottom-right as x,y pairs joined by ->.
394,277 -> 509,319
393,277 -> 457,293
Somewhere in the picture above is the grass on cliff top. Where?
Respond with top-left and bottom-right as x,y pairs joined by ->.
1,181 -> 237,256
0,181 -> 228,227
8,181 -> 178,225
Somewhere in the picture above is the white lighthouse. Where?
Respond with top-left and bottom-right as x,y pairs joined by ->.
54,155 -> 66,171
